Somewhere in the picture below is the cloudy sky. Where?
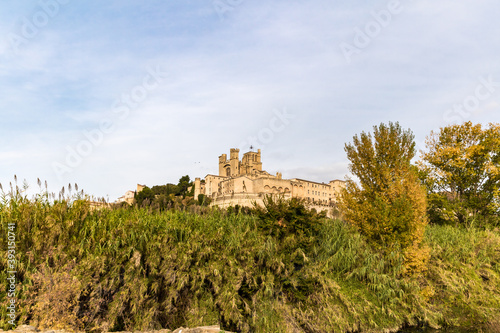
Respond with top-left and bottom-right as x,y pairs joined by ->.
1,0 -> 499,200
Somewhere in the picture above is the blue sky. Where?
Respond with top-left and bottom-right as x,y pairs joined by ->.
1,0 -> 499,200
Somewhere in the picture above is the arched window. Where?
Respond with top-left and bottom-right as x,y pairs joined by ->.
226,168 -> 231,177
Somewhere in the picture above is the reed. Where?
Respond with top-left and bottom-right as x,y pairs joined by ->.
0,181 -> 499,332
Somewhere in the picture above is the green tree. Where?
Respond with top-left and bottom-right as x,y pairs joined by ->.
177,175 -> 193,197
419,121 -> 500,227
151,183 -> 179,196
197,194 -> 211,206
134,186 -> 154,206
339,122 -> 429,273
250,196 -> 325,305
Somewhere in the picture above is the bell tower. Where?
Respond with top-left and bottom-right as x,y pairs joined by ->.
219,153 -> 228,176
241,149 -> 262,175
230,148 -> 240,177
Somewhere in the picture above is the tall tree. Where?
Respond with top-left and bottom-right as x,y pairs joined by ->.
419,121 -> 500,227
177,175 -> 193,197
339,122 -> 428,273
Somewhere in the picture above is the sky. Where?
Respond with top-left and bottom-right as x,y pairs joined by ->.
1,0 -> 499,201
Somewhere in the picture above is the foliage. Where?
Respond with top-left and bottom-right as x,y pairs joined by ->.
149,176 -> 192,198
134,186 -> 155,206
247,196 -> 325,306
252,195 -> 324,251
339,122 -> 429,273
419,121 -> 500,227
151,183 -> 179,196
134,175 -> 195,210
424,225 -> 500,328
177,175 -> 193,197
1,180 -> 499,332
197,194 -> 211,206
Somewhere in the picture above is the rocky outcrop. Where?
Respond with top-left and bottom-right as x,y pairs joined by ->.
2,324 -> 231,333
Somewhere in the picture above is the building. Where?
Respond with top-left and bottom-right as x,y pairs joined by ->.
116,184 -> 146,205
194,148 -> 345,216
89,200 -> 111,211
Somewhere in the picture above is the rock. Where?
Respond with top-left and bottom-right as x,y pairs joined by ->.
172,328 -> 186,333
172,326 -> 227,333
13,326 -> 38,332
4,325 -> 229,333
192,326 -> 227,333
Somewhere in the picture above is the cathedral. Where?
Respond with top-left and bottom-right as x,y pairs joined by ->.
194,148 -> 345,216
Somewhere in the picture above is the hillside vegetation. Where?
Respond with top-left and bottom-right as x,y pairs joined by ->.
1,189 -> 499,332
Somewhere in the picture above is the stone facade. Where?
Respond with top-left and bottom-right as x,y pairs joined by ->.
116,184 -> 145,205
194,149 -> 345,217
116,190 -> 135,205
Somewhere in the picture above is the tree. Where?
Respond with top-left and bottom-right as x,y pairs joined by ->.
419,122 -> 500,227
339,122 -> 428,273
197,194 -> 211,206
177,175 -> 193,197
250,196 -> 325,304
151,184 -> 179,196
134,186 -> 155,206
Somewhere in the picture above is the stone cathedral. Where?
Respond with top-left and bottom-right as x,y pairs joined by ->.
194,148 -> 345,216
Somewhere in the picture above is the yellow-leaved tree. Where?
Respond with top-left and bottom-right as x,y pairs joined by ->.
419,121 -> 500,227
339,122 -> 429,274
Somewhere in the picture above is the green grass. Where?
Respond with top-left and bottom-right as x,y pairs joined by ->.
424,225 -> 500,328
1,186 -> 499,332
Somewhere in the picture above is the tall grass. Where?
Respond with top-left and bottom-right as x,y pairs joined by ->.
424,225 -> 500,328
1,184 -> 499,332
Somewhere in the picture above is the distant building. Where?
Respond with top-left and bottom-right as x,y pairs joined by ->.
116,184 -> 145,205
89,201 -> 111,211
194,148 -> 345,217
